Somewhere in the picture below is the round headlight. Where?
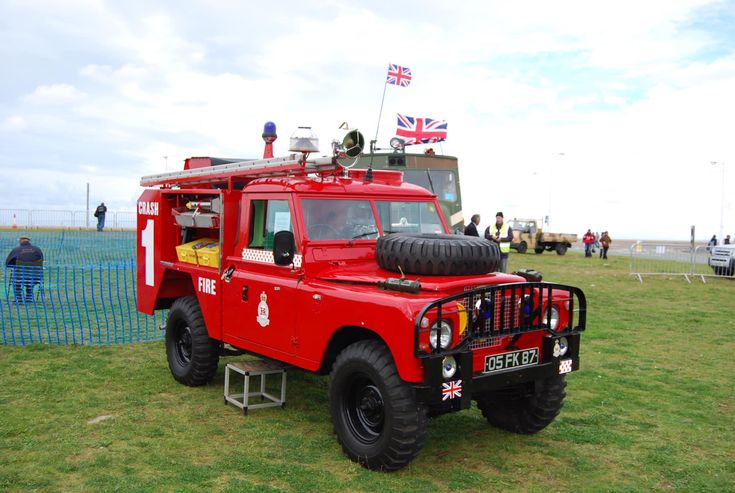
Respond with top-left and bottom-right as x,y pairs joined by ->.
545,307 -> 560,331
558,336 -> 569,356
429,320 -> 452,349
442,356 -> 457,379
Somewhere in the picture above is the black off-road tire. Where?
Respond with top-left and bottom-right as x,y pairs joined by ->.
517,241 -> 528,254
165,296 -> 220,386
376,233 -> 501,276
474,375 -> 567,434
329,340 -> 427,471
555,243 -> 568,256
534,245 -> 545,254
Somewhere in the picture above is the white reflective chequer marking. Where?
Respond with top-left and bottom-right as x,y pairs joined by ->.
241,248 -> 303,268
559,359 -> 573,374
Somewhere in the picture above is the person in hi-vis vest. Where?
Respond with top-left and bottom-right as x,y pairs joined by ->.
484,211 -> 513,273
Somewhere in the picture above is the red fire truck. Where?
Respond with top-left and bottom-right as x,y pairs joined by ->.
136,123 -> 587,471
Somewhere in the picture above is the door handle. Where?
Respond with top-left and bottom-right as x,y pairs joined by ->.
221,265 -> 235,283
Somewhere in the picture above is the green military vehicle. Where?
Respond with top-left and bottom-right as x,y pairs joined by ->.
509,218 -> 578,255
353,150 -> 463,232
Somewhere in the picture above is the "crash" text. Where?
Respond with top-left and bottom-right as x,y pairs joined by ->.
138,201 -> 159,216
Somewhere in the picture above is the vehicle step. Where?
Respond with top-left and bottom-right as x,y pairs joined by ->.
223,360 -> 288,415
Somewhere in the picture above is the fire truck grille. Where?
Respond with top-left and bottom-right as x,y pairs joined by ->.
415,282 -> 586,357
468,337 -> 503,350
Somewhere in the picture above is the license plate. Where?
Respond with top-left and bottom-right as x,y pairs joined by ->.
484,348 -> 539,373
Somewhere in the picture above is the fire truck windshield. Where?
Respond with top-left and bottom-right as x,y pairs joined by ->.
376,200 -> 444,235
302,198 -> 445,241
302,199 -> 379,241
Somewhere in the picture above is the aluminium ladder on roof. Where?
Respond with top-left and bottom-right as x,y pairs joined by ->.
140,154 -> 339,188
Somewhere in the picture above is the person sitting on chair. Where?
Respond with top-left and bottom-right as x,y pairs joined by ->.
5,235 -> 44,303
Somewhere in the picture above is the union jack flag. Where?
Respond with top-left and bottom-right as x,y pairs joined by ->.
396,114 -> 448,145
441,380 -> 462,401
386,63 -> 412,87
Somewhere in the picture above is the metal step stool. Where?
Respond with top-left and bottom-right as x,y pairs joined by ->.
224,360 -> 287,414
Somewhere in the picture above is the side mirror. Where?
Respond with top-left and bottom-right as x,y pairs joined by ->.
273,230 -> 296,266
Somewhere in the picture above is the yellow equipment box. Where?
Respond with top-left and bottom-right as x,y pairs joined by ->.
176,238 -> 217,265
196,242 -> 221,268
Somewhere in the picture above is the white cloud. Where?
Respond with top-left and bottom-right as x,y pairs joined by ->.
2,116 -> 27,131
23,84 -> 86,104
113,14 -> 207,68
1,0 -> 733,240
80,64 -> 149,82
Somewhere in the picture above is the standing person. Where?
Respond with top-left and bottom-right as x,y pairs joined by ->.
725,235 -> 731,245
5,235 -> 44,303
484,212 -> 513,273
599,231 -> 612,259
583,229 -> 595,257
464,214 -> 481,237
94,202 -> 107,231
707,235 -> 717,251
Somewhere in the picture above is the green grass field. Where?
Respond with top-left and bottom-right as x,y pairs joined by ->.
1,252 -> 733,492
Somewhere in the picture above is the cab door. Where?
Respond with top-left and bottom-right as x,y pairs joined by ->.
222,195 -> 302,356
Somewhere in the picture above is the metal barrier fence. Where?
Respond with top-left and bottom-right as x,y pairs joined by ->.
629,243 -> 734,283
0,209 -> 135,230
1,262 -> 166,345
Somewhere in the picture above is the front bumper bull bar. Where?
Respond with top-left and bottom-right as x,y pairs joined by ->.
414,282 -> 586,409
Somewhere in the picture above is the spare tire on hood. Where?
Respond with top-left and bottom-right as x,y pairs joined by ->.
376,233 -> 501,276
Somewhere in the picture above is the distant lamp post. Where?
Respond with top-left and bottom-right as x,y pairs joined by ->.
547,152 -> 565,229
711,161 -> 725,242
164,155 -> 168,170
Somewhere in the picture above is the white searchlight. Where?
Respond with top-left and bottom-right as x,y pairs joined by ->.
389,137 -> 405,151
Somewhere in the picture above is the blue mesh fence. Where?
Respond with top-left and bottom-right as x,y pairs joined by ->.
1,231 -> 168,346
1,230 -> 135,265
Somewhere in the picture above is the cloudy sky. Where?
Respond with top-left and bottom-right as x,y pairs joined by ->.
1,0 -> 734,240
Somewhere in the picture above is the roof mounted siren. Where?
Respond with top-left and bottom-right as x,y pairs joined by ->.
332,122 -> 365,173
262,121 -> 277,159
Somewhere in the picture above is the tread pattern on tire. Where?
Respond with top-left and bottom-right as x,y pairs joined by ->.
165,296 -> 220,386
376,233 -> 501,276
329,340 -> 427,471
475,375 -> 567,434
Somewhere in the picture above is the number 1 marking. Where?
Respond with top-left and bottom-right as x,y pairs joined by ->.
141,219 -> 154,286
